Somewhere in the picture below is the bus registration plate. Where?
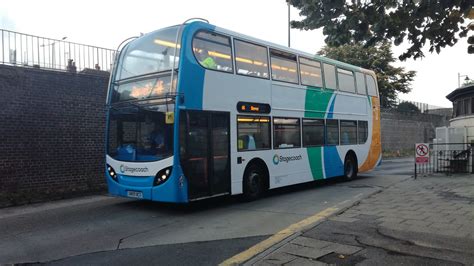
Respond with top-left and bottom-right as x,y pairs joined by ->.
127,191 -> 143,199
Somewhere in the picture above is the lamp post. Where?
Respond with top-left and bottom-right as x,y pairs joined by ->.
458,73 -> 470,87
287,0 -> 290,47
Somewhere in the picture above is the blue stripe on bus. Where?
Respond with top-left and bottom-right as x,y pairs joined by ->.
323,146 -> 344,177
326,94 -> 336,119
177,22 -> 215,110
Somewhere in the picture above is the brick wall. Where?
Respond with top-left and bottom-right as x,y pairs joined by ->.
0,65 -> 109,207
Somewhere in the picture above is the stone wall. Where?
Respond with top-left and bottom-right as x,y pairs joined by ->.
0,65 -> 109,206
381,109 -> 450,154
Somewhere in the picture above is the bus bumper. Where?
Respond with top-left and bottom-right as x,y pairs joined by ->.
106,171 -> 188,203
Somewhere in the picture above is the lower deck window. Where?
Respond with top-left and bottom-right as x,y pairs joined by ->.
237,116 -> 270,151
274,117 -> 301,149
340,120 -> 357,145
326,119 -> 339,145
358,121 -> 368,144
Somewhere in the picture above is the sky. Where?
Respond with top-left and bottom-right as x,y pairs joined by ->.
1,0 -> 472,108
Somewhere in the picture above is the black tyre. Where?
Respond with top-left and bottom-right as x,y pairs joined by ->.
343,154 -> 358,180
242,164 -> 265,201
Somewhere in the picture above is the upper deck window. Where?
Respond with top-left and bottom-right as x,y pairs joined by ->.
337,68 -> 356,93
299,57 -> 323,88
323,63 -> 337,90
193,31 -> 233,73
366,74 -> 378,96
234,40 -> 269,79
355,72 -> 366,95
270,49 -> 298,84
116,26 -> 180,81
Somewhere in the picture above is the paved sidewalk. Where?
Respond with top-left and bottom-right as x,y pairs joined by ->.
250,175 -> 474,265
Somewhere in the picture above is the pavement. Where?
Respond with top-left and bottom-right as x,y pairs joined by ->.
227,173 -> 474,265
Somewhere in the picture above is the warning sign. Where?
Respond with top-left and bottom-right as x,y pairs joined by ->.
415,143 -> 429,164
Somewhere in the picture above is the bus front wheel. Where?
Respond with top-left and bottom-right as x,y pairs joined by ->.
242,164 -> 265,201
343,153 -> 358,180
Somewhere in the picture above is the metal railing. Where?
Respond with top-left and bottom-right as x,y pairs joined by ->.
415,143 -> 474,178
0,29 -> 116,73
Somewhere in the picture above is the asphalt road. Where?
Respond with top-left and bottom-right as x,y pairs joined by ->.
0,157 -> 414,265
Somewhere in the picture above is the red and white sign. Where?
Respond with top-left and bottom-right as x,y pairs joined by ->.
415,143 -> 429,164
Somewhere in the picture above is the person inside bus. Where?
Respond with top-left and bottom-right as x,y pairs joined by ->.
200,51 -> 217,69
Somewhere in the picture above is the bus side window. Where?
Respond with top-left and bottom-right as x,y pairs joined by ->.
273,117 -> 301,149
355,72 -> 366,95
270,49 -> 298,84
192,31 -> 233,73
326,119 -> 339,145
323,63 -> 337,90
366,74 -> 378,96
299,57 -> 323,88
337,68 -> 356,93
340,120 -> 357,145
358,121 -> 368,144
237,116 -> 270,151
234,40 -> 269,79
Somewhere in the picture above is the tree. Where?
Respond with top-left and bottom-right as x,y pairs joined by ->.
397,101 -> 421,113
289,0 -> 473,60
318,42 -> 416,107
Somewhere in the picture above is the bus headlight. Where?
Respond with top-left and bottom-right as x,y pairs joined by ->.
107,164 -> 118,182
154,166 -> 172,186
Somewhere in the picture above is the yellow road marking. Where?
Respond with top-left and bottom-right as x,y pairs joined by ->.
220,207 -> 339,265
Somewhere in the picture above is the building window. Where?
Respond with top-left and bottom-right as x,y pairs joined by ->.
326,119 -> 339,145
270,49 -> 298,84
192,31 -> 233,73
463,98 -> 470,115
323,63 -> 337,90
237,116 -> 271,151
303,119 -> 324,147
299,57 -> 323,88
358,121 -> 368,144
337,68 -> 356,93
273,117 -> 301,149
234,40 -> 269,79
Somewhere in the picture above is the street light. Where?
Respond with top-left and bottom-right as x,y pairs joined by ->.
458,73 -> 470,87
286,0 -> 290,47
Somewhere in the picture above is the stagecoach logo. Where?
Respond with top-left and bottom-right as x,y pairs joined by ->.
273,154 -> 303,165
119,164 -> 149,174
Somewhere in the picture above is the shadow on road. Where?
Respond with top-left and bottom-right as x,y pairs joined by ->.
112,174 -> 377,214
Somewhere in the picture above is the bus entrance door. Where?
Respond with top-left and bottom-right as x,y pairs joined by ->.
180,111 -> 231,200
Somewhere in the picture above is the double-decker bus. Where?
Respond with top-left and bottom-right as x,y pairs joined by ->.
105,19 -> 381,203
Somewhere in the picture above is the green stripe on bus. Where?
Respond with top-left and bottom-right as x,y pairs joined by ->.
304,87 -> 334,119
307,147 -> 324,180
304,87 -> 333,180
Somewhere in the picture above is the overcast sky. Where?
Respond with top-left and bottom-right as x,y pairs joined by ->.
1,0 -> 472,107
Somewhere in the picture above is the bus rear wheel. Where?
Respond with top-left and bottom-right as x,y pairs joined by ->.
343,154 -> 358,180
242,164 -> 265,201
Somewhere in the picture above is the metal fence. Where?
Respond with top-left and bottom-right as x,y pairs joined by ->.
0,29 -> 116,72
415,143 -> 474,178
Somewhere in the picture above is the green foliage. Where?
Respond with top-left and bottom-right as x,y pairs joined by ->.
318,42 -> 416,107
397,101 -> 421,113
289,0 -> 473,60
